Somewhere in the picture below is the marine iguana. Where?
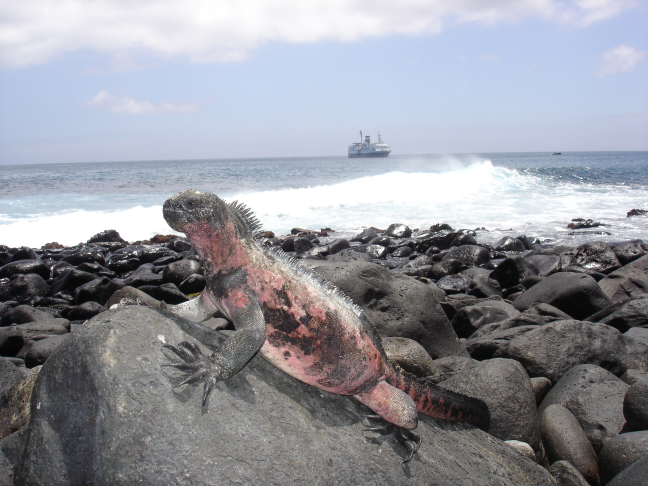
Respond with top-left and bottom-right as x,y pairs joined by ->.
159,189 -> 490,462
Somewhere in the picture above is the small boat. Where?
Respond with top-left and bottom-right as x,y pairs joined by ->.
551,152 -> 562,155
348,131 -> 391,158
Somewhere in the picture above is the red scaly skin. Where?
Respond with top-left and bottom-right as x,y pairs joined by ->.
163,190 -> 490,442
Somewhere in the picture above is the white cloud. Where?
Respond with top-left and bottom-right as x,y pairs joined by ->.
83,90 -> 199,114
597,44 -> 646,77
0,0 -> 640,68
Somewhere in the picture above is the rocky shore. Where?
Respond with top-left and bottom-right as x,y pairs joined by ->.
0,223 -> 647,485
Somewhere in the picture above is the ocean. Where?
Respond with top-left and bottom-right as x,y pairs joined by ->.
1,152 -> 647,249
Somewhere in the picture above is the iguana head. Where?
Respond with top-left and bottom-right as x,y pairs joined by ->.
163,190 -> 230,234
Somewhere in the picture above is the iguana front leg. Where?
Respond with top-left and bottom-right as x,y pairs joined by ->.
164,289 -> 225,322
162,291 -> 266,407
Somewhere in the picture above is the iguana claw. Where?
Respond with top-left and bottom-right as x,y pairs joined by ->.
160,338 -> 224,408
364,415 -> 421,463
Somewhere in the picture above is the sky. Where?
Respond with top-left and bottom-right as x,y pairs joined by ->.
1,0 -> 647,165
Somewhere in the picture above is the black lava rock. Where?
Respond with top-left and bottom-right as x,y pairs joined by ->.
66,301 -> 104,321
50,269 -> 100,295
74,277 -> 125,306
138,285 -> 189,305
624,379 -> 648,431
512,272 -> 612,320
539,404 -> 599,485
0,260 -> 50,280
574,241 -> 621,275
490,256 -> 539,289
613,241 -> 646,265
162,259 -> 202,286
598,431 -> 648,485
178,274 -> 206,295
385,224 -> 412,238
328,239 -> 350,255
495,237 -> 526,252
350,228 -> 379,244
442,245 -> 491,267
0,274 -> 51,304
87,229 -> 127,244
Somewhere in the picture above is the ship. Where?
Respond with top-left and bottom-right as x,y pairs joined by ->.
348,131 -> 391,158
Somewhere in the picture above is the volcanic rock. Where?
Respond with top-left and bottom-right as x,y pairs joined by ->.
0,307 -> 554,485
512,272 -> 612,320
540,404 -> 599,485
538,364 -> 630,453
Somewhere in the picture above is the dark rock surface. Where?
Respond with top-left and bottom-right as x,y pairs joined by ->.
0,274 -> 51,304
600,297 -> 648,332
538,365 -> 630,453
598,431 -> 648,485
574,241 -> 621,275
494,320 -> 647,383
441,245 -> 491,267
549,460 -> 590,486
438,358 -> 542,457
312,261 -> 467,358
0,307 -> 554,485
512,272 -> 612,320
451,300 -> 520,338
540,404 -> 599,485
598,254 -> 648,303
623,379 -> 648,431
605,455 -> 648,486
381,337 -> 437,377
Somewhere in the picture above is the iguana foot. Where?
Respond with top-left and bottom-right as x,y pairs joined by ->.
157,335 -> 222,407
364,415 -> 421,463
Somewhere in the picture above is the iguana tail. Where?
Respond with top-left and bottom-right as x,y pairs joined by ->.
384,365 -> 491,431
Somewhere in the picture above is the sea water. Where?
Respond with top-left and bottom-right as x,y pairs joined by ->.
1,152 -> 647,248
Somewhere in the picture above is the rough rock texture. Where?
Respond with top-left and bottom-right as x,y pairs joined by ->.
494,320 -> 647,383
600,297 -> 648,332
549,460 -> 590,486
0,307 -> 554,485
598,431 -> 648,485
539,365 -> 630,453
312,261 -> 467,358
381,337 -> 437,377
623,379 -> 648,431
531,377 -> 553,405
0,366 -> 41,439
438,358 -> 542,458
605,456 -> 648,486
539,404 -> 599,485
598,254 -> 648,303
512,272 -> 612,320
451,301 -> 521,339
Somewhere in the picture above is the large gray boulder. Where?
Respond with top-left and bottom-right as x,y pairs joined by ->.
512,272 -> 612,320
624,379 -> 648,431
598,431 -> 648,485
0,307 -> 554,485
438,358 -> 542,458
598,254 -> 648,303
539,365 -> 630,453
494,320 -> 648,383
540,404 -> 599,485
312,261 -> 467,358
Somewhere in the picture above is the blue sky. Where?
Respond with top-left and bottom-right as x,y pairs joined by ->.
1,0 -> 647,165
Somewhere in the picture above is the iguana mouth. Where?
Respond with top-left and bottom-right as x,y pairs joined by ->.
163,189 -> 208,232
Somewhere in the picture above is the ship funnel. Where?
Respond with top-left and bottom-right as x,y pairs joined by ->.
365,135 -> 371,144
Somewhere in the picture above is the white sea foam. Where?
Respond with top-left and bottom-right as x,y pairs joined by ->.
0,206 -> 177,248
1,160 -> 647,248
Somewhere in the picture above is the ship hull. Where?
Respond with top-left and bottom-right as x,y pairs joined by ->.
348,150 -> 391,158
